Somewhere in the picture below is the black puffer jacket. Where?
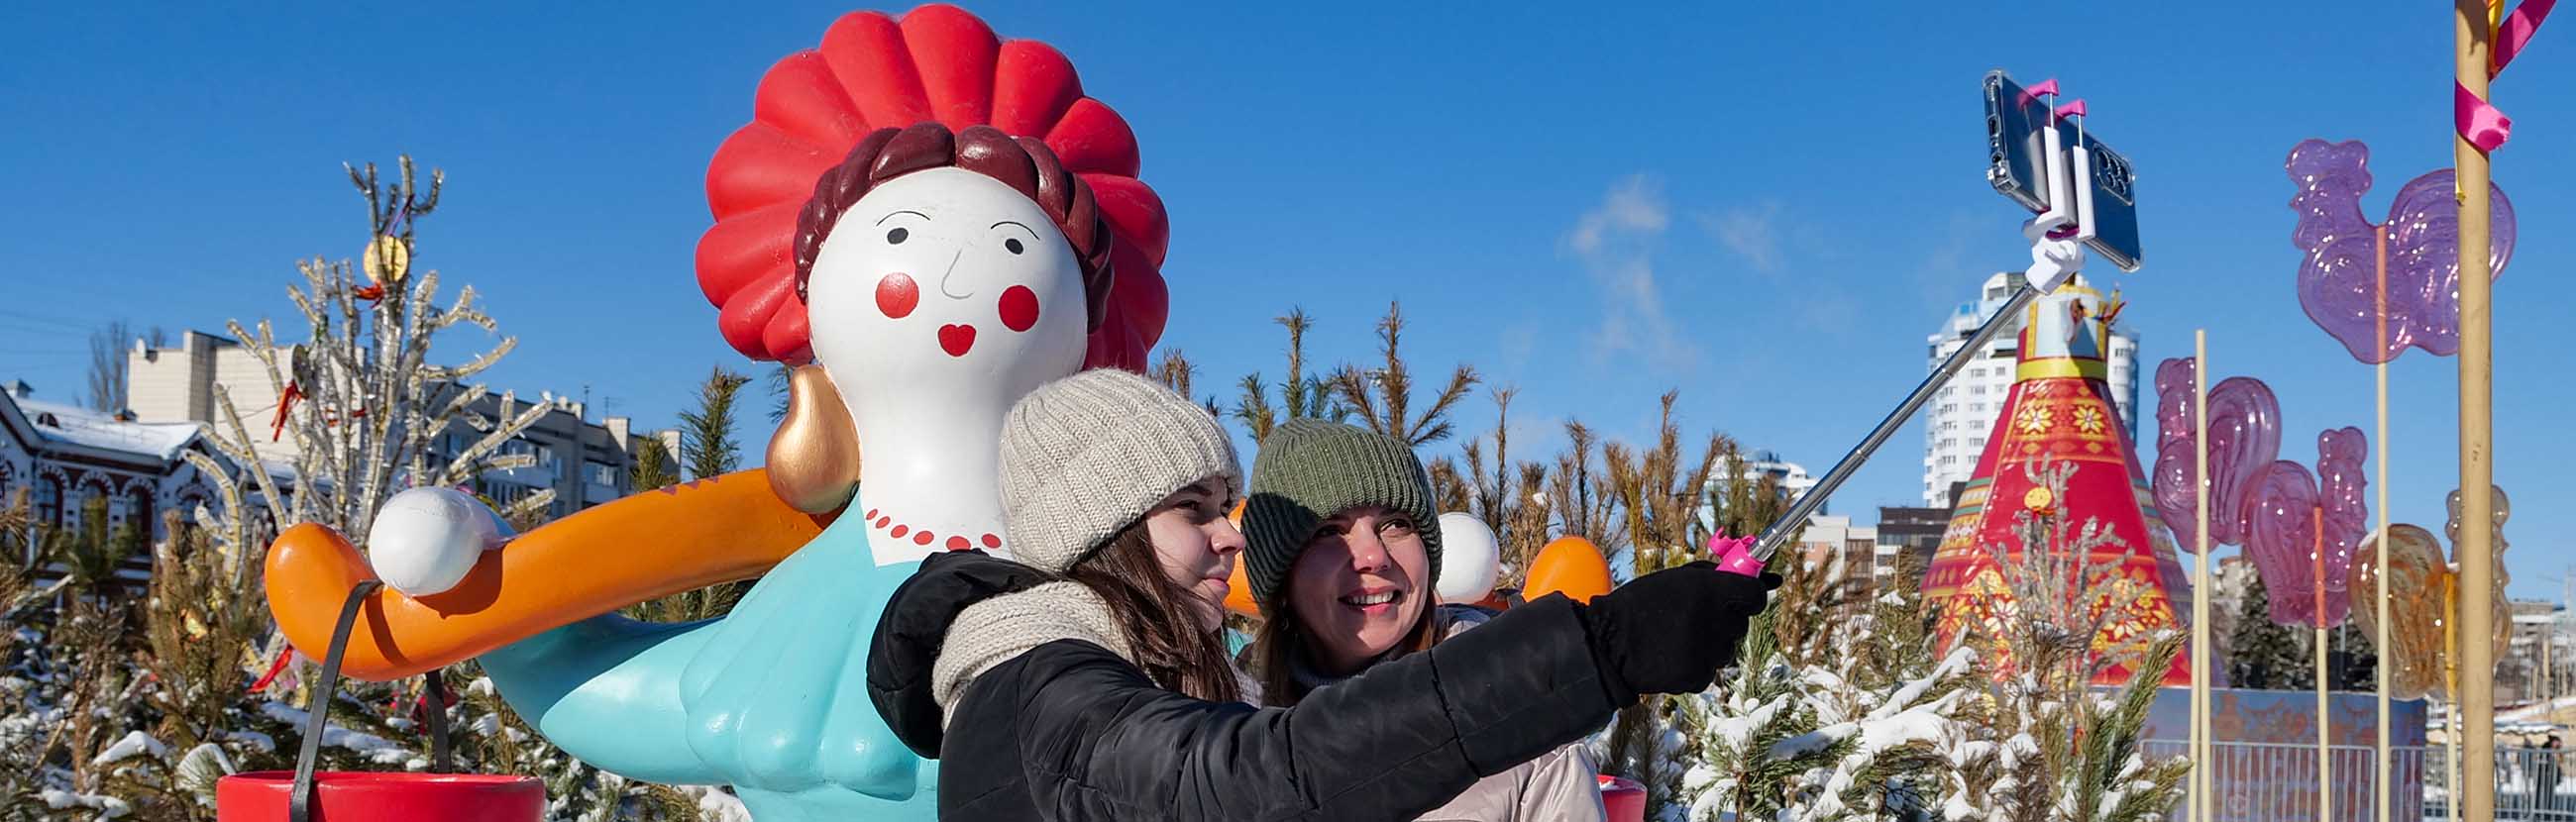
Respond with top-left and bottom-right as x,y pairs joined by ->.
866,551 -> 1619,821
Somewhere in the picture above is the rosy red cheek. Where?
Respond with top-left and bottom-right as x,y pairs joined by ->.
998,285 -> 1040,332
875,273 -> 919,319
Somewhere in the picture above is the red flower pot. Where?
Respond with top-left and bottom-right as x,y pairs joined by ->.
1598,774 -> 1646,822
217,771 -> 543,822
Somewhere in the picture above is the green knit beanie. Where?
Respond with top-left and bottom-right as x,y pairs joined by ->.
1241,419 -> 1442,608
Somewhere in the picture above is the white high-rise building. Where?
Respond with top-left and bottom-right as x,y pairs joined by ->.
1920,272 -> 2138,507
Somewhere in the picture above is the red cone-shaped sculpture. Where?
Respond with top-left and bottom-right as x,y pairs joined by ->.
1920,281 -> 2194,686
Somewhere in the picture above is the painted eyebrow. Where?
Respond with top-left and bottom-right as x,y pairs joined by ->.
875,210 -> 929,226
990,220 -> 1040,238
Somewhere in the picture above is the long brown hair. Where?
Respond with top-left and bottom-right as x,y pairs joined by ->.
1247,579 -> 1443,707
1065,523 -> 1241,703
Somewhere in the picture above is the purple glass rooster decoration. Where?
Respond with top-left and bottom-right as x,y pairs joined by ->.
2286,139 -> 2516,364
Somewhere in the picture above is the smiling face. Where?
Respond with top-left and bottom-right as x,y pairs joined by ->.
805,166 -> 1090,396
1138,476 -> 1246,633
1284,505 -> 1433,674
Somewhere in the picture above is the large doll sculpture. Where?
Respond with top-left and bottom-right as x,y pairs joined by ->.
261,6 -> 1172,819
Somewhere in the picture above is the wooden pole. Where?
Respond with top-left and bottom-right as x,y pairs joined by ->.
2313,506 -> 2330,822
2374,225 -> 2392,822
2193,330 -> 2214,822
2445,575 -> 2462,821
2451,1 -> 2499,819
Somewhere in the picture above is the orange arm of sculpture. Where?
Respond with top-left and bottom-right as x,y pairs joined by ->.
264,469 -> 829,680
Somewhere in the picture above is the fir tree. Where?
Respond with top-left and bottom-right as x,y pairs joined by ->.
678,366 -> 752,481
631,436 -> 681,492
1549,420 -> 1625,553
2227,570 -> 2308,689
42,496 -> 142,593
1330,301 -> 1477,448
1148,348 -> 1223,418
1429,387 -> 1555,587
626,367 -> 757,624
1234,307 -> 1347,444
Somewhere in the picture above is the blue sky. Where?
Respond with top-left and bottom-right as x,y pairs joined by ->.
3,2 -> 2567,601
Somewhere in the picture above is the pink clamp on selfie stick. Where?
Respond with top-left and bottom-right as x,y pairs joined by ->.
1708,534 -> 1764,577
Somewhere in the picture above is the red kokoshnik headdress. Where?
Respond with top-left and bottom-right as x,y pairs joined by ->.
696,4 -> 1170,369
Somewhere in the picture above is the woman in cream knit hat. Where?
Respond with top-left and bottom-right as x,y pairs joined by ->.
867,369 -> 1777,821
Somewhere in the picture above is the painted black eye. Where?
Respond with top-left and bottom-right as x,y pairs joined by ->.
1004,238 -> 1025,255
886,227 -> 909,244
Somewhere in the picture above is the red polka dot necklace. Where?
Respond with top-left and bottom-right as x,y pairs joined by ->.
865,507 -> 1001,553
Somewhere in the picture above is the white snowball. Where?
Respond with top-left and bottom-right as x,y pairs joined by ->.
367,487 -> 503,596
1435,512 -> 1501,604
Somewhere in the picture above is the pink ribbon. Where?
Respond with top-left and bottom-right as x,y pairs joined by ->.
2458,82 -> 2514,152
2495,0 -> 2557,74
2460,0 -> 2555,152
2053,99 -> 2088,120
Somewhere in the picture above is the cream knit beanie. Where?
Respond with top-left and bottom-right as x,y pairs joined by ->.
998,368 -> 1241,573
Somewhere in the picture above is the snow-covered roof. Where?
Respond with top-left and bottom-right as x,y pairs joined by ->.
6,394 -> 203,462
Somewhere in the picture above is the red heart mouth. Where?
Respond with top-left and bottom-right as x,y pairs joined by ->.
938,324 -> 977,357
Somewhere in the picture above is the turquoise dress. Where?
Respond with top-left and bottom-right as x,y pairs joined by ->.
480,495 -> 935,821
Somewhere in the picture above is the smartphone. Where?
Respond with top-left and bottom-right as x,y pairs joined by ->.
1983,69 -> 2144,272
1984,69 -> 2052,213
2075,130 -> 2143,271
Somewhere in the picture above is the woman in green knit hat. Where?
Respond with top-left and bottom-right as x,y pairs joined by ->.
1239,418 -> 1598,820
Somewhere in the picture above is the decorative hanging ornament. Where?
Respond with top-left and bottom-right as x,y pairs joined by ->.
355,234 -> 407,301
364,234 -> 409,285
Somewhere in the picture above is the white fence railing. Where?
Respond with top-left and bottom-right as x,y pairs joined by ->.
2139,741 -> 2574,821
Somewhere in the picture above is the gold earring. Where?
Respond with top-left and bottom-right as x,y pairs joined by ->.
766,364 -> 861,514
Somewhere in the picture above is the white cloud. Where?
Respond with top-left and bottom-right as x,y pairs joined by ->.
1703,201 -> 1786,276
1562,175 -> 1696,374
1567,176 -> 1669,255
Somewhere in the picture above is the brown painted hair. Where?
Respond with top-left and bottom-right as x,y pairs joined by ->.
767,122 -> 1124,513
792,121 -> 1116,328
1247,577 -> 1443,707
1065,523 -> 1242,704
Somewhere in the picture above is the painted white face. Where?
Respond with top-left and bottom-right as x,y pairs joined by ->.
805,166 -> 1089,398
804,166 -> 1092,565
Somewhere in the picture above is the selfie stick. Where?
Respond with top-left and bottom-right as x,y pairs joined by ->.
1729,95 -> 2093,574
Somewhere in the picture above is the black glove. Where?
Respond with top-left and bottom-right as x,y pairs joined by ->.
1576,562 -> 1781,704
